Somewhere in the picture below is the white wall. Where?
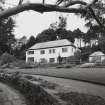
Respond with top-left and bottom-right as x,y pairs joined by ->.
89,56 -> 105,63
26,46 -> 77,63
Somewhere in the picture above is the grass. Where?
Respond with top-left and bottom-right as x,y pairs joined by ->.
4,67 -> 105,86
1,69 -> 105,105
56,92 -> 105,105
24,75 -> 59,89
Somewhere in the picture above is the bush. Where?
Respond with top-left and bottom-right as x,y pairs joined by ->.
0,72 -> 59,105
64,65 -> 72,68
56,92 -> 105,105
0,52 -> 18,66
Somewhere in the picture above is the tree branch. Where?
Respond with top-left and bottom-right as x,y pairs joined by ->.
86,0 -> 98,8
0,1 -> 104,32
88,7 -> 105,30
64,1 -> 86,7
63,0 -> 105,30
64,0 -> 98,7
0,3 -> 86,19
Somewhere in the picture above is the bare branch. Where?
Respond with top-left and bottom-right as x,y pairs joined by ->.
64,1 -> 86,7
0,3 -> 86,19
63,0 -> 104,30
86,0 -> 98,8
64,0 -> 98,7
88,7 -> 105,30
0,0 -> 104,31
56,0 -> 64,5
18,0 -> 24,5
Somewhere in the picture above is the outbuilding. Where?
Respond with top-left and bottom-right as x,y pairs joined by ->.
89,51 -> 105,63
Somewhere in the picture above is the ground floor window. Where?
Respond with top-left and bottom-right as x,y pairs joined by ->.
27,57 -> 34,63
49,58 -> 55,63
40,58 -> 47,63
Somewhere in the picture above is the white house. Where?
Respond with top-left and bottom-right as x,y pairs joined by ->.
89,51 -> 105,63
26,39 -> 80,63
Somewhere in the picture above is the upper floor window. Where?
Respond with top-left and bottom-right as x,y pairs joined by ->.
72,48 -> 74,52
40,50 -> 45,54
49,49 -> 55,54
27,50 -> 34,55
49,49 -> 52,54
53,49 -> 55,53
62,47 -> 68,53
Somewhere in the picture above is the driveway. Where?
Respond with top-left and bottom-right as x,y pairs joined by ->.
0,82 -> 27,105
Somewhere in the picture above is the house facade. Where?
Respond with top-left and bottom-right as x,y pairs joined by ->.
26,39 -> 80,63
89,51 -> 105,63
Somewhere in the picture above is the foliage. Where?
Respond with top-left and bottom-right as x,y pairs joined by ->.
0,72 -> 59,105
0,0 -> 105,62
74,49 -> 81,60
36,15 -> 83,43
0,18 -> 16,55
26,36 -> 36,49
0,52 -> 17,66
36,28 -> 56,43
57,92 -> 105,105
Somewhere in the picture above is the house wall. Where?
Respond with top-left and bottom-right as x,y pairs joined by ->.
89,55 -> 105,63
26,46 -> 77,63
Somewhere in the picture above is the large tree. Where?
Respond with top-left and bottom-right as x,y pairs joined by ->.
0,0 -> 104,45
0,0 -> 104,27
36,28 -> 56,43
0,0 -> 104,36
0,2 -> 16,54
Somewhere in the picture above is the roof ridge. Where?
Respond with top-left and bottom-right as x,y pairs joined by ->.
29,39 -> 74,50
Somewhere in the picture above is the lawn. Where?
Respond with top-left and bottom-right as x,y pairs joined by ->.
4,67 -> 105,85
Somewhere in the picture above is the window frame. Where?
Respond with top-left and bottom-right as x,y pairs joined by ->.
40,50 -> 45,54
27,50 -> 34,55
62,47 -> 68,53
49,49 -> 56,54
49,58 -> 55,63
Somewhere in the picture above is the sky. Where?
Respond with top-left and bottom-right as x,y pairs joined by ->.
5,0 -> 88,38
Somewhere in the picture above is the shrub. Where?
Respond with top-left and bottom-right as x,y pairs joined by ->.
56,92 -> 105,105
0,72 -> 59,105
0,52 -> 18,66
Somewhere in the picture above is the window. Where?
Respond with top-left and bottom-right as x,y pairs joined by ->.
62,47 -> 68,53
40,50 -> 45,54
27,50 -> 34,55
72,48 -> 74,52
49,58 -> 55,63
49,49 -> 52,54
53,49 -> 55,53
49,49 -> 55,54
27,57 -> 34,63
40,58 -> 47,63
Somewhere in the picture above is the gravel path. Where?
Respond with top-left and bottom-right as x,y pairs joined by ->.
0,82 -> 27,105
